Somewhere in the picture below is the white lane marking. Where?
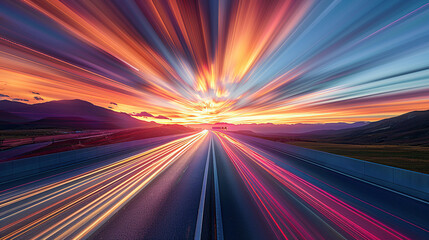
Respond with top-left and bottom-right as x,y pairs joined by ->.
212,139 -> 224,240
194,137 -> 211,240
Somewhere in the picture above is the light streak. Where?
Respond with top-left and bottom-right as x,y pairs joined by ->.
0,130 -> 208,239
214,131 -> 420,239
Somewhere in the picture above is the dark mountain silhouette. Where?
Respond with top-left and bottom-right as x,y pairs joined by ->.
234,110 -> 429,146
19,117 -> 119,130
300,110 -> 429,146
0,110 -> 29,123
0,101 -> 29,112
0,100 -> 159,130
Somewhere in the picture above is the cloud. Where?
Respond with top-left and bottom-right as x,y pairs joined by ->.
31,91 -> 40,95
154,115 -> 171,120
12,98 -> 29,102
110,102 -> 118,106
131,111 -> 154,118
0,93 -> 9,98
34,96 -> 44,101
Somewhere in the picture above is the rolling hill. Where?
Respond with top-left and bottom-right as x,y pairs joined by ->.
303,110 -> 429,145
0,100 -> 158,130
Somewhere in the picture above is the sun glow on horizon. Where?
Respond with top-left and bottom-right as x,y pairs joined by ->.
1,1 -> 429,124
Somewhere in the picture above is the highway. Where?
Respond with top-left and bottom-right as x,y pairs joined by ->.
0,131 -> 428,239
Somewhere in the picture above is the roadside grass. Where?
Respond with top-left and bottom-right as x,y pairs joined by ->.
285,141 -> 429,174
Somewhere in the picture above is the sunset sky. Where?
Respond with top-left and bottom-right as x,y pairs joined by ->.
1,0 -> 429,124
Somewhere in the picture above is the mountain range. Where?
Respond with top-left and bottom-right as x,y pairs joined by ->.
0,100 -> 158,130
241,110 -> 429,146
302,109 -> 429,146
1,99 -> 428,146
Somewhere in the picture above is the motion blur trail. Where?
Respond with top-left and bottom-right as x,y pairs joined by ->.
0,131 -> 207,239
213,131 -> 428,240
0,130 -> 428,239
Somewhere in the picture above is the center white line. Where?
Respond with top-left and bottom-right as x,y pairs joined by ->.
194,135 -> 211,240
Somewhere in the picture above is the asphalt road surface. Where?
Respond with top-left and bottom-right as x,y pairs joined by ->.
0,131 -> 428,239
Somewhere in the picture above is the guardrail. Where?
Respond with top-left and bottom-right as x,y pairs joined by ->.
234,134 -> 429,202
